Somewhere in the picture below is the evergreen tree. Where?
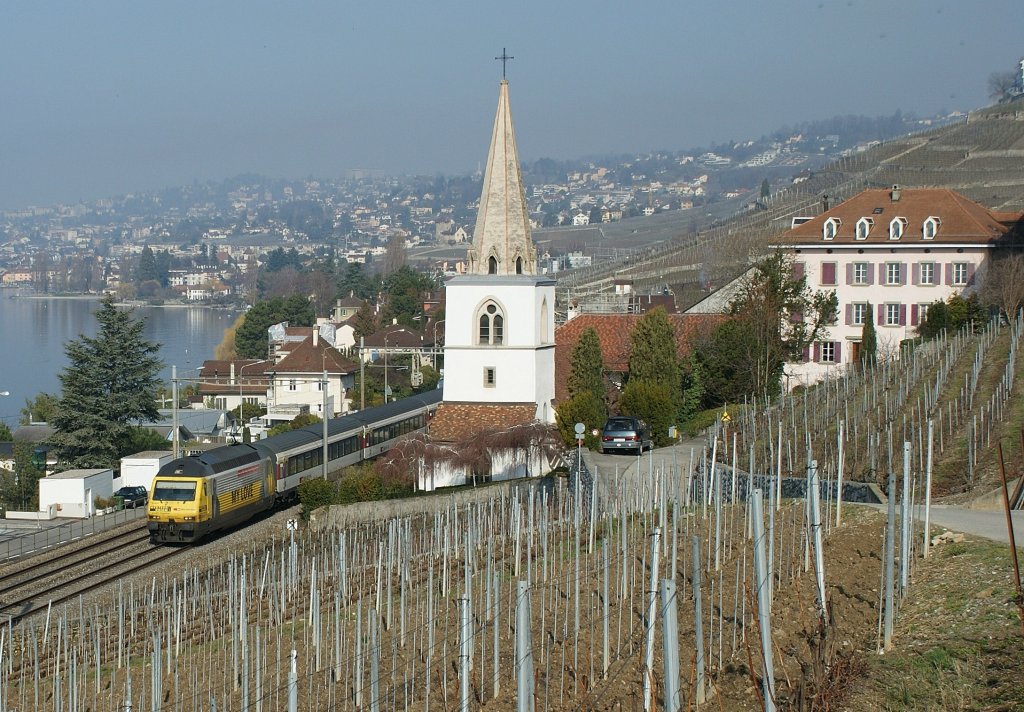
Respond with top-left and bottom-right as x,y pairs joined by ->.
567,328 -> 606,405
135,246 -> 158,285
555,391 -> 606,449
760,178 -> 770,200
20,392 -> 60,425
861,302 -> 877,366
49,297 -> 163,468
0,441 -> 43,510
0,422 -> 12,441
352,302 -> 378,339
627,308 -> 681,392
234,296 -> 316,359
619,380 -> 676,447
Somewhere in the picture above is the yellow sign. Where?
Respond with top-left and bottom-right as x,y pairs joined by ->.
721,409 -> 731,423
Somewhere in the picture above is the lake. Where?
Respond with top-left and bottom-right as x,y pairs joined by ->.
0,296 -> 240,429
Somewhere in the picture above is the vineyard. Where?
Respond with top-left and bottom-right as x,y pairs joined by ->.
0,318 -> 1022,710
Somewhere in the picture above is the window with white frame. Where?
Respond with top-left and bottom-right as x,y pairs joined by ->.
889,217 -> 907,240
823,217 -> 840,241
855,217 -> 873,240
886,262 -> 901,285
853,262 -> 868,285
288,379 -> 297,391
885,303 -> 900,326
917,303 -> 932,326
852,303 -> 867,326
819,341 -> 836,363
923,216 -> 940,240
953,262 -> 968,286
920,262 -> 935,285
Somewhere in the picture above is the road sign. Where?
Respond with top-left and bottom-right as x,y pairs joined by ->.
286,518 -> 298,531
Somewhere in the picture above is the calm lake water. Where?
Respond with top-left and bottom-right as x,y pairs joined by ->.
0,296 -> 239,429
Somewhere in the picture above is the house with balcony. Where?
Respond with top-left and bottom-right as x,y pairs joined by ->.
264,327 -> 358,424
773,186 -> 1023,385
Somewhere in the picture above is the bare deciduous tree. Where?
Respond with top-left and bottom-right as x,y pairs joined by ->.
988,70 -> 1017,103
980,251 -> 1024,320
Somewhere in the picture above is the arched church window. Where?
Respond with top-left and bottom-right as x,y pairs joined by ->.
488,256 -> 498,274
476,301 -> 506,345
540,299 -> 549,343
515,257 -> 523,274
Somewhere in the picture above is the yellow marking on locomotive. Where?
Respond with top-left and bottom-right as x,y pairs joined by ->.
147,476 -> 205,524
216,480 -> 263,514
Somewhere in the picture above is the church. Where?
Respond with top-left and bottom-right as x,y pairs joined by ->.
414,76 -> 559,490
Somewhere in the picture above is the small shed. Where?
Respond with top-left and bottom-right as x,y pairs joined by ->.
119,451 -> 173,490
38,468 -> 114,518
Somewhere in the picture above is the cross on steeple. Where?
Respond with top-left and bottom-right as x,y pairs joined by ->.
495,48 -> 514,79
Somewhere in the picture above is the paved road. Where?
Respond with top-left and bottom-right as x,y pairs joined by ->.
913,504 -> 1024,548
581,441 -> 1024,548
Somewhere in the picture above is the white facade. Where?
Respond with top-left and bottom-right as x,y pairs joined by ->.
442,275 -> 556,422
119,451 -> 173,490
785,245 -> 986,385
773,187 -> 1016,387
267,374 -> 350,420
38,468 -> 114,518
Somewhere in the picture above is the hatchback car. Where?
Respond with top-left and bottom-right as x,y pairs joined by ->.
114,486 -> 148,509
600,416 -> 653,455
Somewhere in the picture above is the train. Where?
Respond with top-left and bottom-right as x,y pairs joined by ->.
146,389 -> 441,544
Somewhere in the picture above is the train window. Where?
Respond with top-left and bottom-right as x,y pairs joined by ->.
153,480 -> 197,501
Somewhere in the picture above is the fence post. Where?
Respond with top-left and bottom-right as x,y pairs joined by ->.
460,596 -> 471,712
643,528 -> 661,712
691,536 -> 707,706
900,442 -> 911,593
660,579 -> 681,712
751,489 -> 776,712
515,581 -> 534,712
808,461 -> 827,622
883,471 -> 896,651
287,649 -> 297,712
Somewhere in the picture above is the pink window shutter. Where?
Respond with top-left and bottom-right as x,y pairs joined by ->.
899,304 -> 907,326
945,263 -> 953,285
912,263 -> 919,285
814,342 -> 821,361
899,263 -> 907,286
911,304 -> 919,326
793,262 -> 805,279
867,264 -> 875,285
967,263 -> 976,286
846,263 -> 853,285
877,304 -> 885,324
845,304 -> 853,325
835,341 -> 842,363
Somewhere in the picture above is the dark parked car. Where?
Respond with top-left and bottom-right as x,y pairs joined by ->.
114,486 -> 148,509
600,416 -> 653,455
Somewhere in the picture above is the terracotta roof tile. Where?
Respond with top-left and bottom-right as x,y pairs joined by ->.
273,336 -> 358,374
429,402 -> 537,442
777,188 -> 1022,246
553,313 -> 723,403
197,359 -> 273,395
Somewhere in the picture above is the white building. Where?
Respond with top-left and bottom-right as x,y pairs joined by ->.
425,77 -> 557,489
38,468 -> 114,518
119,451 -> 173,490
774,186 -> 1022,385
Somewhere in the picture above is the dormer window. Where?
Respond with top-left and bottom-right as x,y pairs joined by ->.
855,217 -> 874,241
923,216 -> 940,240
889,217 -> 907,240
823,217 -> 841,241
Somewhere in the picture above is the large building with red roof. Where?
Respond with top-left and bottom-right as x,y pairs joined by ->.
773,185 -> 1022,384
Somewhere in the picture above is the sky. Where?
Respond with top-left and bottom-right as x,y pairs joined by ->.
1,0 -> 1022,211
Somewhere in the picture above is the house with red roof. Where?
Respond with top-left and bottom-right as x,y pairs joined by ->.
772,185 -> 1023,385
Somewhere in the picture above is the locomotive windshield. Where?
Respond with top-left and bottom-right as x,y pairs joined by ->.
152,480 -> 198,502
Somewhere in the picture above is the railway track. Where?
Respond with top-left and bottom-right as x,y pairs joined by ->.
0,525 -> 150,594
0,533 -> 186,625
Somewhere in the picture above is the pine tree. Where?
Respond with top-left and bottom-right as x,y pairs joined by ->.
49,297 -> 163,468
861,302 -> 877,367
567,328 -> 606,405
628,308 -> 681,394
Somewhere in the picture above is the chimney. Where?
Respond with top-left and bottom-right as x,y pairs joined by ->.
821,194 -> 830,212
313,326 -> 319,346
891,185 -> 901,202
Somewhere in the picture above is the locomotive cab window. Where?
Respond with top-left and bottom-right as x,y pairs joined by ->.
153,480 -> 197,501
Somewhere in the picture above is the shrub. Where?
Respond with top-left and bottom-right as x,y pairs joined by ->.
619,380 -> 676,446
297,477 -> 336,521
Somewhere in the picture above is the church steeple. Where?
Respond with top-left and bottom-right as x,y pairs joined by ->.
467,80 -> 538,276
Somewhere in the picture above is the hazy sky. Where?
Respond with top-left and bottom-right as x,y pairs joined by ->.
2,1 -> 1021,210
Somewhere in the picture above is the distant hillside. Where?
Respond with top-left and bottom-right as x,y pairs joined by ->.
557,97 -> 1024,308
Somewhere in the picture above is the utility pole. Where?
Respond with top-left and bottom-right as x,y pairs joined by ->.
322,369 -> 329,479
359,336 -> 365,411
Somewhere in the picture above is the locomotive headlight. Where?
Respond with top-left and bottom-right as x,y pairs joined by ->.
183,516 -> 195,522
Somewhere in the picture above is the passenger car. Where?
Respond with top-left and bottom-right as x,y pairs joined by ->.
114,485 -> 148,509
600,416 -> 652,455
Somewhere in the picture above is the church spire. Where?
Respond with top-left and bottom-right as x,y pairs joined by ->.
467,79 -> 538,276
